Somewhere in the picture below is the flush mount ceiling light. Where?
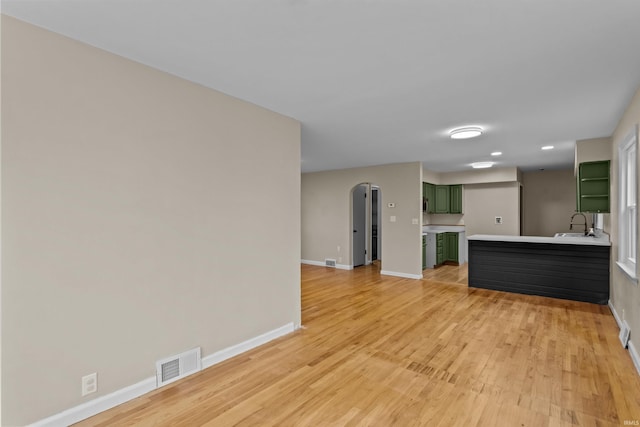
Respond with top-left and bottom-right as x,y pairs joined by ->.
541,145 -> 554,150
491,151 -> 502,156
471,161 -> 494,169
450,126 -> 483,140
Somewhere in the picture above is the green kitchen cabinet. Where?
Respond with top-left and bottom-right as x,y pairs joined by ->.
422,235 -> 427,269
434,185 -> 450,213
425,183 -> 462,214
423,182 -> 436,214
577,160 -> 610,213
449,185 -> 463,214
445,232 -> 459,262
436,233 -> 444,265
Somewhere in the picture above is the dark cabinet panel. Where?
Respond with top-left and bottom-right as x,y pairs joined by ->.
468,240 -> 610,304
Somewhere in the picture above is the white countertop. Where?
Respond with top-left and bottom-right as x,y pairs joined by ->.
467,234 -> 611,247
422,225 -> 466,234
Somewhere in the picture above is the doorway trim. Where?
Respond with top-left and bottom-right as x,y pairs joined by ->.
350,183 -> 382,269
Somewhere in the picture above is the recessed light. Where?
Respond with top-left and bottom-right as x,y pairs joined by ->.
450,126 -> 483,139
541,145 -> 554,150
491,151 -> 502,156
471,161 -> 494,169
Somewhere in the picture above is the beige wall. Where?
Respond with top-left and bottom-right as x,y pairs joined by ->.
439,167 -> 520,185
422,166 -> 519,185
610,85 -> 640,358
522,169 -> 577,237
421,167 -> 521,231
302,162 -> 422,277
1,16 -> 301,426
463,182 -> 521,236
575,137 -> 612,175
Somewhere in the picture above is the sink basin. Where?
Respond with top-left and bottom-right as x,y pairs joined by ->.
554,232 -> 591,238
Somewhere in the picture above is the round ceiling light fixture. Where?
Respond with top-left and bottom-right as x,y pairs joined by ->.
471,161 -> 494,169
450,126 -> 483,140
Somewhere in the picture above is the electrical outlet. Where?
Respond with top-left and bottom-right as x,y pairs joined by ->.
82,372 -> 97,396
495,216 -> 503,225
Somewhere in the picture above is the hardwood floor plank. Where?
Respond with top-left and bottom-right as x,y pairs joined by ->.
74,263 -> 640,426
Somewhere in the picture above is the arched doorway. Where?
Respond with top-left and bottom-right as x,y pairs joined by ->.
351,183 -> 381,268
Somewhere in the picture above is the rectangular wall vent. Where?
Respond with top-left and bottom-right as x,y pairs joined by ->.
620,321 -> 631,348
325,258 -> 336,267
156,347 -> 202,388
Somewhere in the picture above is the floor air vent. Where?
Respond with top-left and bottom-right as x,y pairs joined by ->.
156,347 -> 202,388
325,259 -> 336,267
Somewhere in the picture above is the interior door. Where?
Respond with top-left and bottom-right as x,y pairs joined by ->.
353,185 -> 367,267
371,188 -> 379,261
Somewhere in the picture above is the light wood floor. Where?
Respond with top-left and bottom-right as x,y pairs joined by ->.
76,263 -> 640,426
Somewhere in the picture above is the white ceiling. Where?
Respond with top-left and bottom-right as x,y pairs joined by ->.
3,0 -> 640,173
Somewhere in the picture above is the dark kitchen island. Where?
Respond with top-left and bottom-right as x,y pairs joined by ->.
467,234 -> 611,305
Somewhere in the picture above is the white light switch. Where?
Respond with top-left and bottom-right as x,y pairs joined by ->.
390,216 -> 396,223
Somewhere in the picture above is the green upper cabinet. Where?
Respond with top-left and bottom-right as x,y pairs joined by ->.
423,182 -> 435,214
577,160 -> 610,213
449,185 -> 463,214
423,183 -> 463,214
434,185 -> 450,213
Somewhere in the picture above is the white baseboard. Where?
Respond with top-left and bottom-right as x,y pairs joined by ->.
380,270 -> 422,280
629,340 -> 640,376
28,377 -> 156,427
608,300 -> 640,377
301,259 -> 353,270
29,322 -> 296,427
202,322 -> 295,368
609,300 -> 623,329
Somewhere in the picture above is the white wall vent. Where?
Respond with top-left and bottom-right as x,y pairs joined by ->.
620,321 -> 631,348
325,258 -> 336,267
156,347 -> 202,388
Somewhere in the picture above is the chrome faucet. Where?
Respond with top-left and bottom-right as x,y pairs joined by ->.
570,213 -> 588,235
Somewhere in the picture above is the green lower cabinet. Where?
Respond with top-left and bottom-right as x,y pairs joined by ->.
445,232 -> 459,263
434,232 -> 459,266
422,235 -> 427,269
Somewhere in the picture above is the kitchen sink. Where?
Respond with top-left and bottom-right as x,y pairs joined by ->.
554,232 -> 591,238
